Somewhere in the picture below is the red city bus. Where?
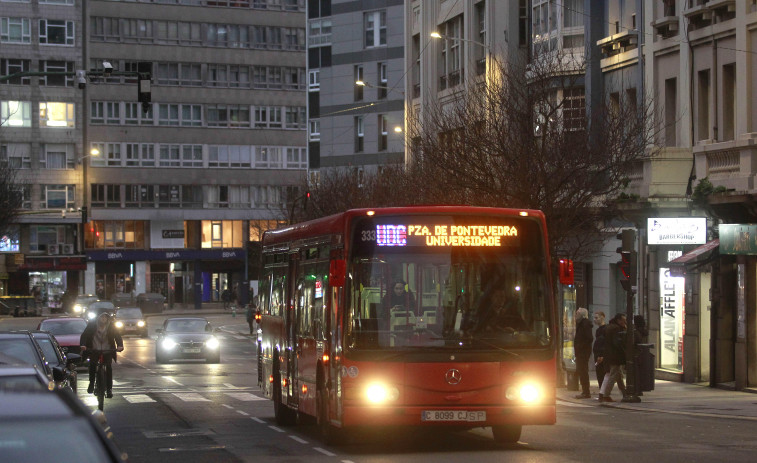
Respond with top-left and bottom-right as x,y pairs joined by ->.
256,206 -> 557,443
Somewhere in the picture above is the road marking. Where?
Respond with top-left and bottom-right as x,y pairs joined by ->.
269,426 -> 285,433
232,335 -> 247,340
251,417 -> 265,424
236,410 -> 249,416
225,392 -> 266,401
124,394 -> 156,403
289,436 -> 308,444
81,396 -> 98,407
223,383 -> 243,389
314,447 -> 336,456
173,393 -> 210,402
222,404 -> 234,409
557,400 -> 593,408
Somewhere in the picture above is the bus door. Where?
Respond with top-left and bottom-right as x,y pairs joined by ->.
285,251 -> 299,409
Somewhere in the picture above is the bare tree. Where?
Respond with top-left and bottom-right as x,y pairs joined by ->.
405,52 -> 657,261
0,159 -> 22,236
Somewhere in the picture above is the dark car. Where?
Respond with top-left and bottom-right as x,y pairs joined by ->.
71,294 -> 99,316
0,364 -> 55,391
85,301 -> 116,322
0,388 -> 128,462
0,331 -> 68,390
37,317 -> 89,369
111,293 -> 134,308
155,317 -> 220,364
31,331 -> 79,392
114,307 -> 148,337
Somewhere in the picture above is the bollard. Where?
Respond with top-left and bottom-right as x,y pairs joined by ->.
232,306 -> 236,318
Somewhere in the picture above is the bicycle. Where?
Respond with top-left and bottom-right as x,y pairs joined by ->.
89,349 -> 118,411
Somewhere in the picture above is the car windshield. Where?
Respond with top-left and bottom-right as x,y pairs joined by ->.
0,340 -> 40,366
40,319 -> 87,335
0,419 -> 114,462
31,337 -> 60,363
345,215 -> 553,354
116,308 -> 143,318
165,319 -> 208,333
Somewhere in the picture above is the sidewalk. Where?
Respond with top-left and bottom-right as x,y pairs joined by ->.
559,379 -> 757,421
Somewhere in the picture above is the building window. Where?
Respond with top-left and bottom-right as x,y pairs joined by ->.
285,147 -> 306,168
378,62 -> 387,99
439,16 -> 463,89
1,59 -> 31,85
1,101 -> 32,127
364,10 -> 386,48
40,102 -> 75,127
1,17 -> 31,44
41,184 -> 75,209
181,104 -> 202,126
355,116 -> 364,152
309,119 -> 320,141
309,69 -> 319,91
378,114 -> 388,151
354,65 -> 364,101
158,103 -> 180,126
41,61 -> 74,87
42,144 -> 74,169
39,19 -> 75,45
0,143 -> 31,169
562,87 -> 585,131
201,220 -> 243,248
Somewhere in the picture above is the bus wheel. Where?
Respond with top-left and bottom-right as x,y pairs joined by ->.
492,425 -> 522,444
317,377 -> 338,444
273,363 -> 296,426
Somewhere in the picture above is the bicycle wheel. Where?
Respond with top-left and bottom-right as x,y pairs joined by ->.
95,365 -> 106,411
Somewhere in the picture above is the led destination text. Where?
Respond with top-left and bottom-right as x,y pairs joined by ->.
375,224 -> 518,247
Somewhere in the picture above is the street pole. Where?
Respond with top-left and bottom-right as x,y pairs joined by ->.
623,282 -> 641,403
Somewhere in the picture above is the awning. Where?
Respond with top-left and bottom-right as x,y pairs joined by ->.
668,239 -> 719,276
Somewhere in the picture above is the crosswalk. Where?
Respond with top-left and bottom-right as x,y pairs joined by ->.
83,390 -> 266,406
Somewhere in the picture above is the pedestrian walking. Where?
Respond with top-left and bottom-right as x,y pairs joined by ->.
598,313 -> 627,402
573,307 -> 593,399
593,311 -> 607,390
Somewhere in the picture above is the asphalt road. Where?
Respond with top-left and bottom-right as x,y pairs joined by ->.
4,313 -> 757,462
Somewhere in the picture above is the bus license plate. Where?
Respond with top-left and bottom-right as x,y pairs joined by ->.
183,348 -> 201,353
422,410 -> 486,422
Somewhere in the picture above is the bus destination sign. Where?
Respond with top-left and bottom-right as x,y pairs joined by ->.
375,224 -> 518,247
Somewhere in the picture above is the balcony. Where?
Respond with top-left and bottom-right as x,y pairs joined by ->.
652,16 -> 679,38
694,136 -> 757,192
684,1 -> 712,29
597,30 -> 638,57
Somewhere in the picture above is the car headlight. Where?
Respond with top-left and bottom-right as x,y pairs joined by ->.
115,321 -> 124,329
73,305 -> 83,313
365,382 -> 399,404
205,337 -> 219,349
87,311 -> 96,320
506,382 -> 543,404
161,338 -> 177,350
137,320 -> 145,327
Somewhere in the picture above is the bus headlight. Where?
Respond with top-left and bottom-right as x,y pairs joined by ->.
137,320 -> 145,327
86,311 -> 97,320
205,337 -> 219,350
506,382 -> 543,404
73,305 -> 83,313
365,383 -> 399,404
114,321 -> 124,329
161,338 -> 177,350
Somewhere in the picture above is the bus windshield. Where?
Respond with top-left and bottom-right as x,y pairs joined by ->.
346,215 -> 552,353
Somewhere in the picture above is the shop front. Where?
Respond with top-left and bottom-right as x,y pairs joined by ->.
15,256 -> 86,312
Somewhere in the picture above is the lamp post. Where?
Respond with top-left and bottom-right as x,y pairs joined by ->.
430,32 -> 492,82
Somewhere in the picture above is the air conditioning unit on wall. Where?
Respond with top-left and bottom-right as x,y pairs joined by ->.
47,244 -> 60,255
62,244 -> 74,254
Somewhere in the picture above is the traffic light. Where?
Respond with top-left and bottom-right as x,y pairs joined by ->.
137,62 -> 152,114
616,229 -> 636,291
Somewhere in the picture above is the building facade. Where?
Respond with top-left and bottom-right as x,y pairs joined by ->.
307,0 -> 405,179
2,0 -> 307,309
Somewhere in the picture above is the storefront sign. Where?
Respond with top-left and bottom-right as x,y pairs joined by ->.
151,221 -> 185,249
162,230 -> 185,239
648,218 -> 706,245
660,268 -> 684,372
87,249 -> 244,261
719,224 -> 757,255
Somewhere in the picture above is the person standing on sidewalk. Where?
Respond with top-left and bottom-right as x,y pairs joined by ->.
598,313 -> 627,402
573,307 -> 593,399
593,311 -> 607,390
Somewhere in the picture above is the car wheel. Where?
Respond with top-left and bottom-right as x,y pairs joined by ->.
206,353 -> 221,364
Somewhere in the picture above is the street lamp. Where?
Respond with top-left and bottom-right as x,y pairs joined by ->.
354,80 -> 405,96
77,147 -> 101,164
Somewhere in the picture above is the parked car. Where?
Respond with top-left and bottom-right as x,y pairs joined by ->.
0,388 -> 129,462
155,317 -> 220,364
36,317 -> 89,369
71,294 -> 99,316
136,292 -> 165,314
85,301 -> 116,321
0,364 -> 55,391
30,331 -> 79,392
114,307 -> 148,337
111,293 -> 134,308
0,331 -> 67,390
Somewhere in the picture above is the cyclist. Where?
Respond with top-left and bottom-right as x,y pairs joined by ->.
80,312 -> 124,398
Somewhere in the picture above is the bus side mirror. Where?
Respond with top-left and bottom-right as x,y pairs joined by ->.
329,259 -> 346,287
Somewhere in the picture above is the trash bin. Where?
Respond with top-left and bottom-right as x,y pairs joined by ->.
136,292 -> 166,314
563,357 -> 579,391
635,343 -> 655,392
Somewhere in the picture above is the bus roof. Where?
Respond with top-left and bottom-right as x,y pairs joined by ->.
262,206 -> 546,247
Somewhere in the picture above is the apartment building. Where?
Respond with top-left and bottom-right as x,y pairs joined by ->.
1,0 -> 85,309
307,0 -> 405,179
1,0 -> 307,308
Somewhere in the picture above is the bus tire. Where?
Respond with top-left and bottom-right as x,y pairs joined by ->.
273,360 -> 296,426
317,376 -> 340,444
492,425 -> 522,444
